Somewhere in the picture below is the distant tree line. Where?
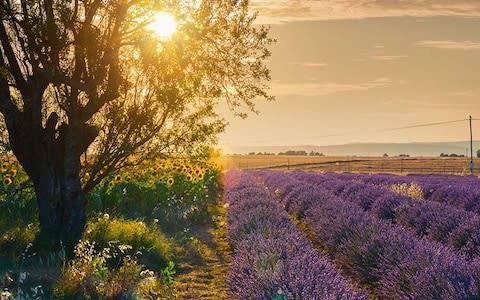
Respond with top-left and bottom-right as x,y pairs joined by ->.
249,152 -> 276,156
277,150 -> 325,156
246,150 -> 325,156
440,153 -> 466,157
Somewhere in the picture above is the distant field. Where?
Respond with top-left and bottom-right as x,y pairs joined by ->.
217,155 -> 480,175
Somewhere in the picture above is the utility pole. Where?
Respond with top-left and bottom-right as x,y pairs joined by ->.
470,115 -> 474,174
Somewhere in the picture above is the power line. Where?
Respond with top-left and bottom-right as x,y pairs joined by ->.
304,118 -> 468,139
222,118 -> 471,144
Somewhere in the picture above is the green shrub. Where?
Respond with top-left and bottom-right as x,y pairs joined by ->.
53,240 -> 173,299
0,224 -> 38,266
87,159 -> 221,230
86,217 -> 173,270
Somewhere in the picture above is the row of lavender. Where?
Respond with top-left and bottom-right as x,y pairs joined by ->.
290,172 -> 480,259
332,172 -> 480,214
224,170 -> 368,299
254,170 -> 480,299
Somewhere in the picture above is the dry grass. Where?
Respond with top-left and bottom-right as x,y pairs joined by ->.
217,155 -> 480,175
173,206 -> 231,299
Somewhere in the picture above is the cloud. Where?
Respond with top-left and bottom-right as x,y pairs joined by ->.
415,40 -> 480,50
372,55 -> 408,61
450,91 -> 477,97
251,0 -> 480,23
288,61 -> 328,67
271,78 -> 393,97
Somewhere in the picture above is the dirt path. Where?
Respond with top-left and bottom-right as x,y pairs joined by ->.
173,207 -> 231,299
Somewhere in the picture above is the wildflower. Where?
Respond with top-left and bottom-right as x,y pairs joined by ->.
3,177 -> 12,185
167,177 -> 174,186
115,175 -> 122,182
19,272 -> 27,284
118,244 -> 133,253
0,290 -> 12,298
140,270 -> 155,278
186,174 -> 193,181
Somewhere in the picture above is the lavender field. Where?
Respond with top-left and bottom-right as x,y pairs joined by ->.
224,170 -> 480,299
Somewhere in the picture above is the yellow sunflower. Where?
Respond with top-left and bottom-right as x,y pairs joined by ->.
3,177 -> 12,185
166,177 -> 174,186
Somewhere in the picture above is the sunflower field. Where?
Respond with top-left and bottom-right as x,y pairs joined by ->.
0,157 -> 223,299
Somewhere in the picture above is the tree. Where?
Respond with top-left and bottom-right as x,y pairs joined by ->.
0,0 -> 273,252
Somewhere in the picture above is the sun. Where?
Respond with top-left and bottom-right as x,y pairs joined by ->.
148,12 -> 177,39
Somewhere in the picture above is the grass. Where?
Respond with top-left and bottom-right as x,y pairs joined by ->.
86,217 -> 174,271
173,204 -> 231,299
218,155 -> 480,175
0,158 -> 228,299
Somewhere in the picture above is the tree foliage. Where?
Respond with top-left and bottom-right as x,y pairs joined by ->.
0,0 -> 273,189
0,0 -> 274,249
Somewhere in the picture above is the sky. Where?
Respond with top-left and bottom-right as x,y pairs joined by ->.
217,0 -> 480,149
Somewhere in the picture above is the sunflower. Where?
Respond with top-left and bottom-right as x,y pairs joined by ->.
115,175 -> 122,182
197,173 -> 204,180
186,174 -> 193,181
166,177 -> 174,186
109,181 -> 114,187
0,163 -> 8,172
3,177 -> 12,185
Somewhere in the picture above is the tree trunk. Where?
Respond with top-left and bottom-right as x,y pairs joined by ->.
33,160 -> 87,255
9,114 -> 86,256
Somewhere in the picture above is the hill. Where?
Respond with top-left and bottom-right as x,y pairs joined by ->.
224,141 -> 480,157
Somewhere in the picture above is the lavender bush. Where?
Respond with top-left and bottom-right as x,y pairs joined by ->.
224,170 -> 368,300
282,171 -> 480,259
255,170 -> 480,299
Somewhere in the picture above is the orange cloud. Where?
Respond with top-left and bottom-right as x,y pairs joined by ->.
372,55 -> 409,61
416,40 -> 480,50
271,78 -> 393,97
288,61 -> 328,67
251,0 -> 480,23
